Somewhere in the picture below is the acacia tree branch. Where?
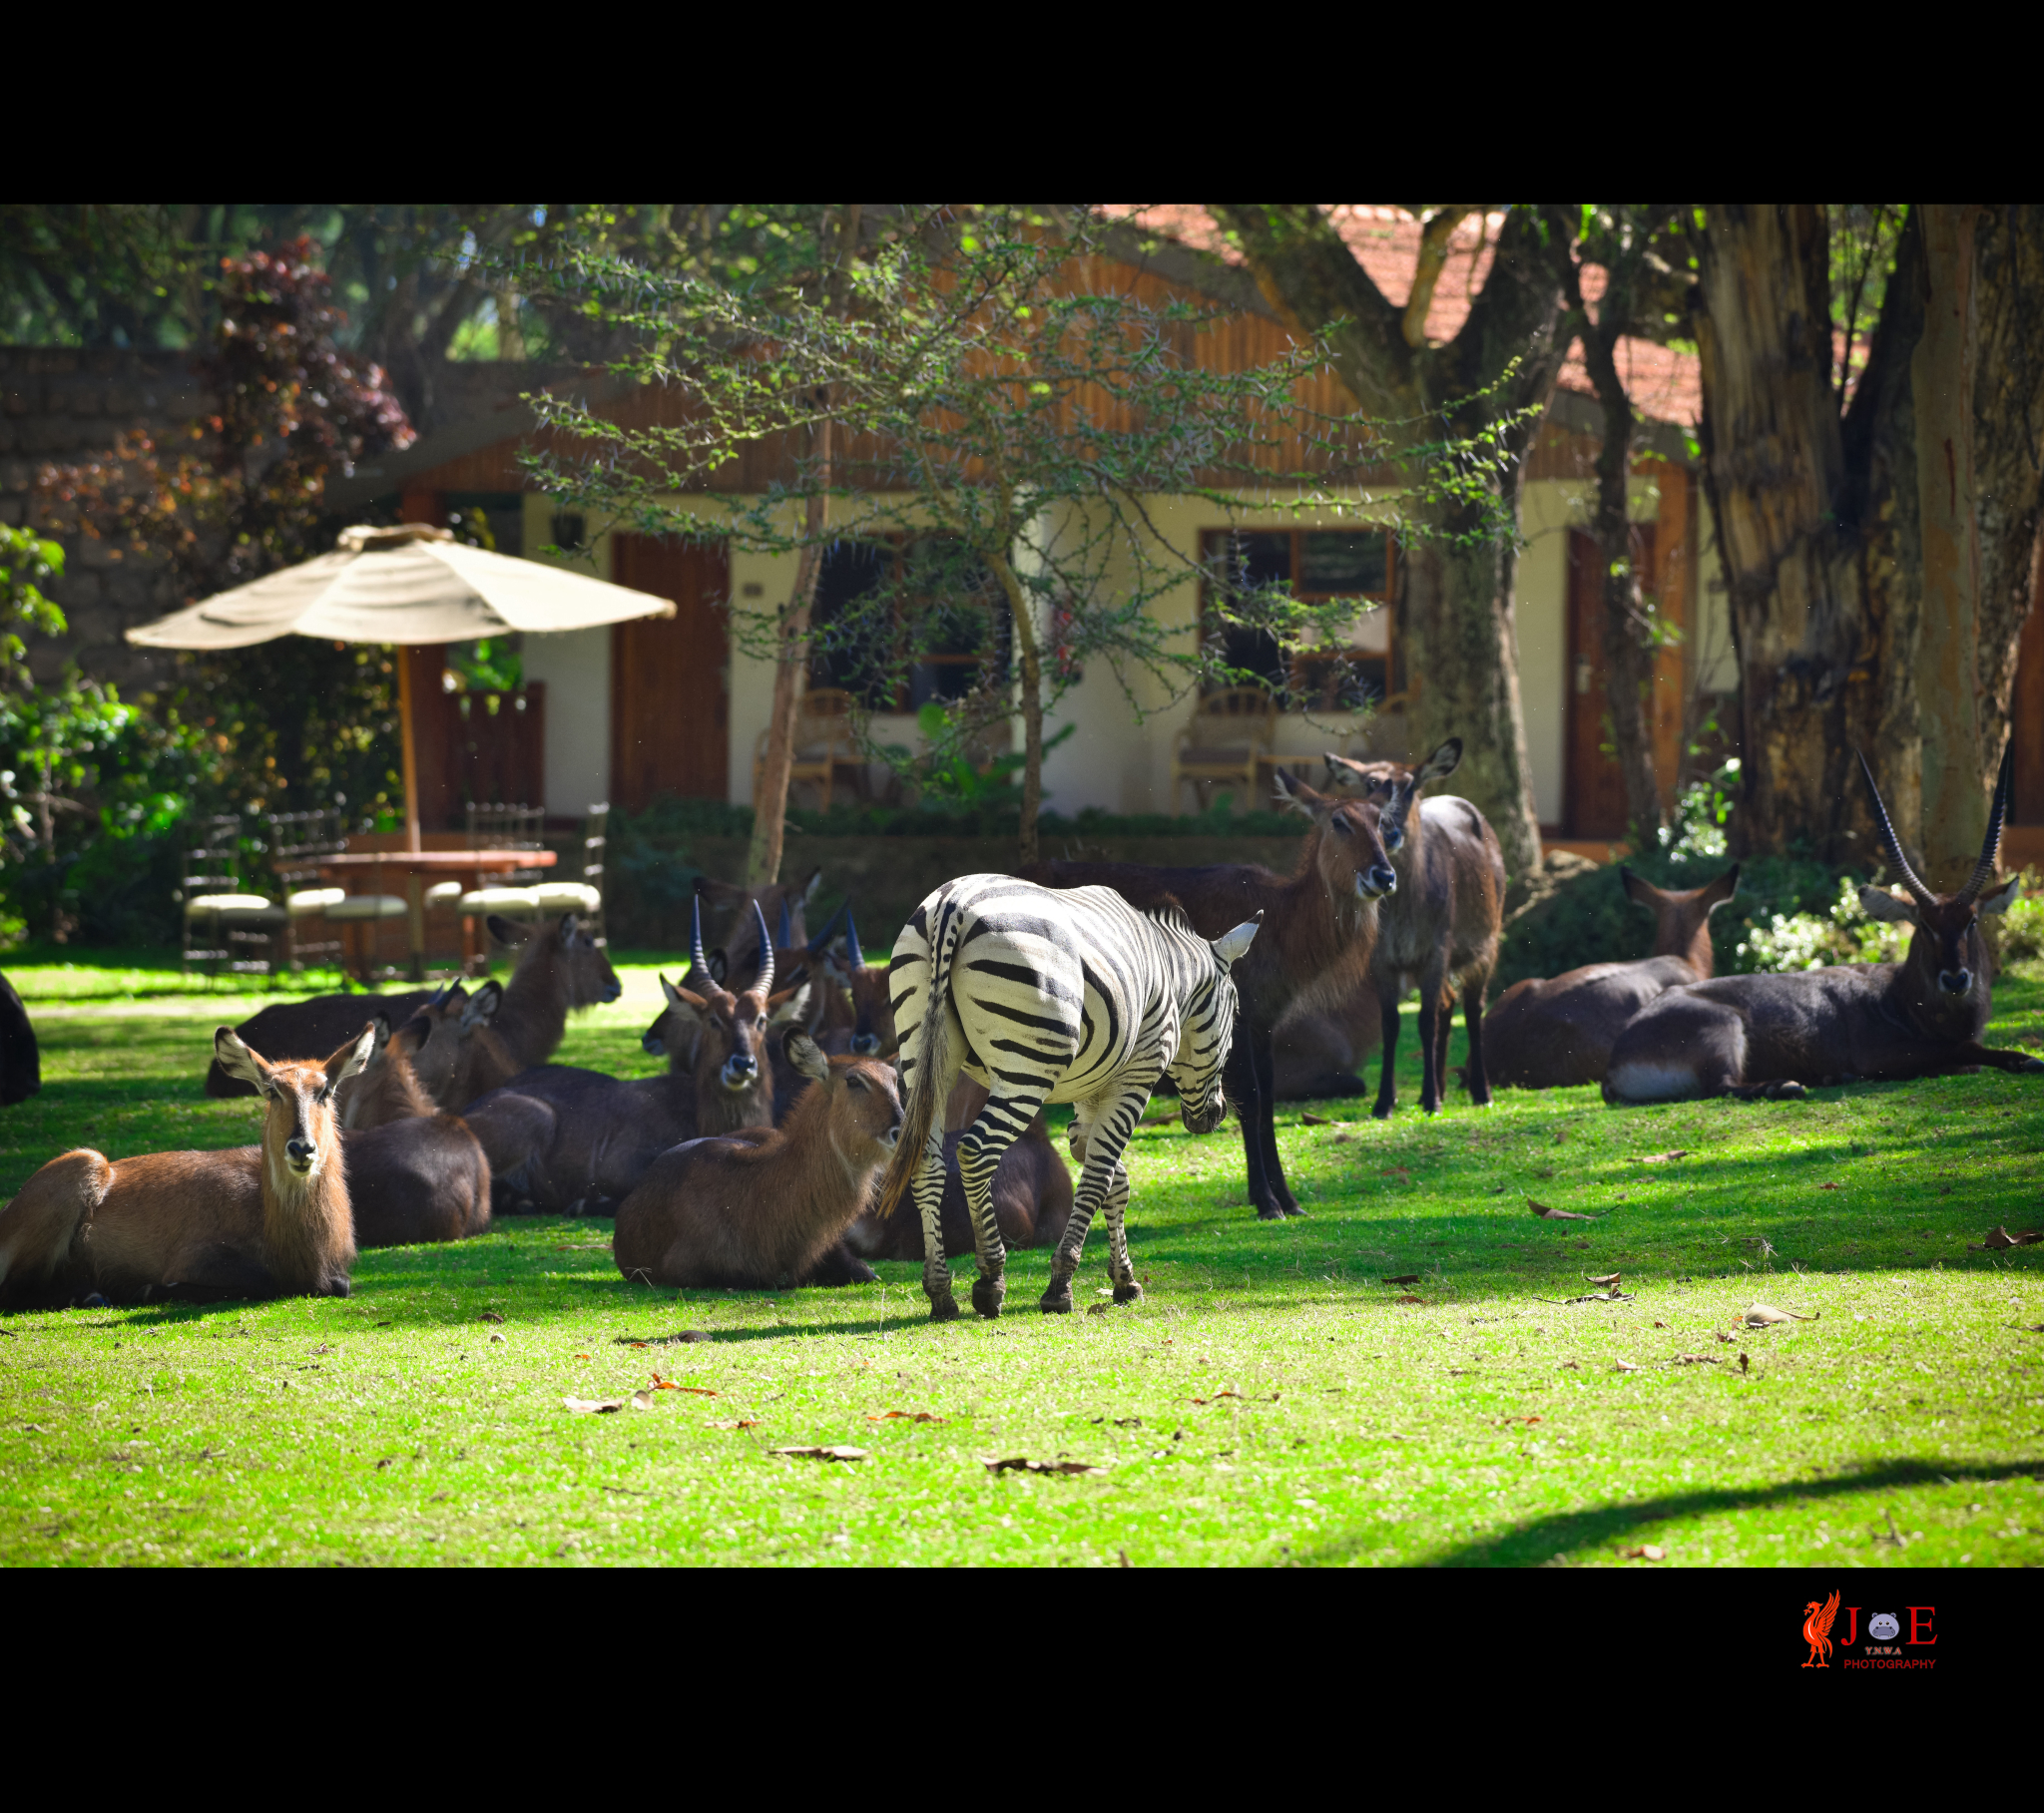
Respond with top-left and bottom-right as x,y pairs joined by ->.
1403,208 -> 1476,348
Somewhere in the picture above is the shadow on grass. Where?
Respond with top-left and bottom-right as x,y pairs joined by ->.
1306,1457 -> 2044,1569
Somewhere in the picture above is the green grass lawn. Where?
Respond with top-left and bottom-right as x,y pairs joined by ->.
3,948 -> 2043,1568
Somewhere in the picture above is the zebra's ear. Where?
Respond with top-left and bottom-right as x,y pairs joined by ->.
1212,912 -> 1264,967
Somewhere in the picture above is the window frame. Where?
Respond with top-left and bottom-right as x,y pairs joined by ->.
808,533 -> 1011,713
1199,526 -> 1396,712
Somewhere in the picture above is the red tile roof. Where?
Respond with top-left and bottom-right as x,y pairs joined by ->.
1107,206 -> 1701,429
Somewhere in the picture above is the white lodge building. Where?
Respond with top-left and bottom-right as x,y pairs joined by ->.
327,212 -> 1740,846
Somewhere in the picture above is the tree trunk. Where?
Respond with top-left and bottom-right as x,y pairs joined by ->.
1695,205 -> 1870,864
746,417 -> 831,887
989,548 -> 1045,867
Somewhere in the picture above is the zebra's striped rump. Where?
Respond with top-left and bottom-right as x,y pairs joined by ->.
879,874 -> 1259,1321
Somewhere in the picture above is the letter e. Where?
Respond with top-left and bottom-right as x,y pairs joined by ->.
1907,1606 -> 1935,1644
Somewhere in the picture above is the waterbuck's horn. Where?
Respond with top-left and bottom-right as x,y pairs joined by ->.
1857,748 -> 1935,907
804,901 -> 846,956
691,896 -> 710,977
843,908 -> 865,973
778,899 -> 792,948
752,900 -> 774,996
1960,739 -> 2016,904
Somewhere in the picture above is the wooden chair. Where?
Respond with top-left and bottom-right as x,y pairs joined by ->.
457,802 -> 549,924
181,815 -> 283,982
1173,687 -> 1278,813
265,806 -> 348,975
753,687 -> 864,811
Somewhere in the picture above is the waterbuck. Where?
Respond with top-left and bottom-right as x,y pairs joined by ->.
1326,739 -> 1506,1117
1484,864 -> 1742,1089
206,911 -> 619,1098
0,1027 -> 371,1307
614,1034 -> 900,1290
336,1015 -> 493,1246
817,909 -> 896,1057
400,981 -> 521,1111
1605,750 -> 2039,1104
1022,770 -> 1393,1220
464,901 -> 805,1213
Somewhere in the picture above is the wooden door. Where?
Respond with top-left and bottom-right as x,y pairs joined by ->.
2014,593 -> 2044,823
610,537 -> 730,808
1565,527 -> 1654,838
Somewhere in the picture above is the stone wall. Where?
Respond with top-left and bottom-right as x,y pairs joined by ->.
0,346 -> 207,691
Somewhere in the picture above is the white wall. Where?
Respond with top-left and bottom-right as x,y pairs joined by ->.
519,494 -> 613,813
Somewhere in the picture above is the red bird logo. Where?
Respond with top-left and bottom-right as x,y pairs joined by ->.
1801,1590 -> 1840,1667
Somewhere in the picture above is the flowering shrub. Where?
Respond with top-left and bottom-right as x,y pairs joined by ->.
1736,876 -> 1920,973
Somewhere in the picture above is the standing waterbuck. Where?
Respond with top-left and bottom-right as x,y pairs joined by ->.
1327,739 -> 1506,1117
1484,864 -> 1741,1089
1023,771 -> 1392,1219
0,1027 -> 372,1307
1605,750 -> 2039,1103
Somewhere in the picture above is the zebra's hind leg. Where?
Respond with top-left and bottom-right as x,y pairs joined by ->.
1045,1077 -> 1155,1314
912,1141 -> 958,1321
1102,1159 -> 1141,1303
959,1094 -> 1037,1318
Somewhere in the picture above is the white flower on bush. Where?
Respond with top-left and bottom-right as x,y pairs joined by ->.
1737,877 -> 1913,973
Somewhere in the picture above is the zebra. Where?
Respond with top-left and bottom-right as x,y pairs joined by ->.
876,873 -> 1261,1320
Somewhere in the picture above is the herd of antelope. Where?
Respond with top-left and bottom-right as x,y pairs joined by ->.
0,737 -> 2034,1319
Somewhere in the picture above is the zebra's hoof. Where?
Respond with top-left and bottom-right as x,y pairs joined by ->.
1113,1281 -> 1144,1305
1040,1273 -> 1075,1313
927,1293 -> 960,1323
971,1276 -> 1005,1319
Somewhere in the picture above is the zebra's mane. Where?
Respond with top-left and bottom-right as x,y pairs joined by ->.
1143,897 -> 1196,940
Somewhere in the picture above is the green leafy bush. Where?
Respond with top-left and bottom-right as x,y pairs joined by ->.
1733,875 -> 1912,973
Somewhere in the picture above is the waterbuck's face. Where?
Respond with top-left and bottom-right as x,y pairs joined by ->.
1324,738 -> 1463,860
660,973 -> 812,1096
215,1024 -> 373,1180
1859,879 -> 2022,999
1272,769 -> 1396,904
787,1033 -> 904,1155
403,981 -> 501,1105
1174,915 -> 1263,1136
557,913 -> 623,1005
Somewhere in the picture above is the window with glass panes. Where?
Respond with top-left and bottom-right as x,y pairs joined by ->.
809,536 -> 1012,711
1200,527 -> 1394,709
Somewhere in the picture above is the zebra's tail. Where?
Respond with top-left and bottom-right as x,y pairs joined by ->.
876,905 -> 953,1223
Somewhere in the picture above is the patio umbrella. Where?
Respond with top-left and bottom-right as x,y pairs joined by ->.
126,523 -> 676,849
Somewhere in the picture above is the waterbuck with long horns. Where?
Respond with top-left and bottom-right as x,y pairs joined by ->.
1605,750 -> 2039,1104
207,912 -> 619,1099
614,1034 -> 902,1290
463,900 -> 807,1212
0,1027 -> 371,1307
1483,864 -> 1742,1089
1325,739 -> 1506,1117
1023,770 -> 1393,1219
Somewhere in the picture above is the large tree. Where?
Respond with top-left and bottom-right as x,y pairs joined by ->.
1689,204 -> 2044,883
1208,206 -> 1574,880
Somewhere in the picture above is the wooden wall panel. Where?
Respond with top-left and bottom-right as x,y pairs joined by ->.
610,537 -> 731,808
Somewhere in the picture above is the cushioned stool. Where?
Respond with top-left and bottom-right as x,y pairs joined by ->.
531,881 -> 602,918
457,885 -> 542,917
423,880 -> 464,907
323,893 -> 410,982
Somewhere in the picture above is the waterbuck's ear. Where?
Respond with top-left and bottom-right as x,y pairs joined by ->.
799,868 -> 823,908
324,1024 -> 376,1093
1857,884 -> 1917,925
215,1027 -> 269,1089
459,981 -> 502,1033
785,1031 -> 831,1083
660,974 -> 710,1023
486,913 -> 533,947
1979,874 -> 2023,917
1619,865 -> 1657,907
370,1014 -> 393,1054
558,912 -> 580,946
768,982 -> 812,1027
1703,863 -> 1743,910
1270,768 -> 1325,821
1212,912 -> 1264,967
1415,737 -> 1463,784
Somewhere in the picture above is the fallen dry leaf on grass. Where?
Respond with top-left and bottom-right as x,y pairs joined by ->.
630,1390 -> 656,1410
1970,1225 -> 2044,1251
1559,1359 -> 1581,1370
1633,1150 -> 1689,1164
563,1396 -> 625,1415
1585,1272 -> 1623,1285
1673,1353 -> 1725,1365
1716,1330 -> 1737,1344
1501,1414 -> 1544,1426
708,1418 -> 761,1431
1613,1359 -> 1640,1373
573,1352 -> 591,1360
1740,1352 -> 1751,1374
1624,1544 -> 1667,1562
1394,1293 -> 1426,1304
1300,1111 -> 1331,1127
1191,1388 -> 1246,1404
1384,1166 -> 1412,1180
982,1456 -> 1107,1476
478,1310 -> 505,1324
1654,1320 -> 1668,1329
1382,1273 -> 1422,1286
1818,1181 -> 1841,1191
770,1445 -> 867,1463
1530,1200 -> 1600,1221
1331,1133 -> 1355,1144
1744,1302 -> 1816,1325
669,1329 -> 713,1344
867,1410 -> 946,1424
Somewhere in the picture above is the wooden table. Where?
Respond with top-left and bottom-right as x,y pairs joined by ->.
318,849 -> 558,981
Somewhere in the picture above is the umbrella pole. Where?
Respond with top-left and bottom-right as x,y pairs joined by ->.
397,646 -> 423,855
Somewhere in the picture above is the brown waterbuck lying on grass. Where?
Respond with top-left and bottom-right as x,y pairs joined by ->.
400,981 -> 521,1110
1326,739 -> 1505,1117
206,912 -> 619,1098
1484,864 -> 1741,1089
1023,771 -> 1391,1220
465,901 -> 806,1213
336,1015 -> 492,1246
1606,750 -> 2040,1104
614,1034 -> 900,1290
1,1027 -> 371,1307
